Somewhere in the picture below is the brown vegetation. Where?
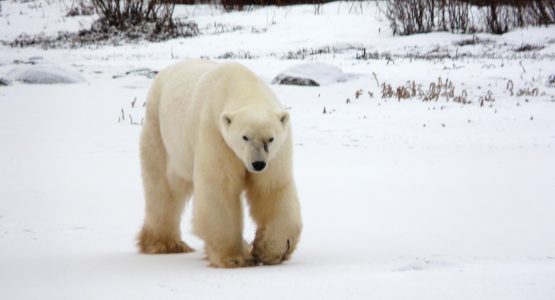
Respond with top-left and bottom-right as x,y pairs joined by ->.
386,0 -> 555,35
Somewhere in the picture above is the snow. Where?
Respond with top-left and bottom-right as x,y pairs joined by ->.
0,0 -> 95,41
1,1 -> 555,299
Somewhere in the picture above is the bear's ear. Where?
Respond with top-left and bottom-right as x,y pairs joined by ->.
278,111 -> 289,127
221,112 -> 233,128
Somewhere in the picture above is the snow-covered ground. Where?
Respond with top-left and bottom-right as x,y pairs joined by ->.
1,1 -> 555,299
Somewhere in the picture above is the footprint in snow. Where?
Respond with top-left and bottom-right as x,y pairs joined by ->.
394,258 -> 452,272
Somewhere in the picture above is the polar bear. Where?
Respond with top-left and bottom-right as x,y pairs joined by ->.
138,59 -> 302,268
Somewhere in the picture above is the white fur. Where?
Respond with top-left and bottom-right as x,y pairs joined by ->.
138,59 -> 302,268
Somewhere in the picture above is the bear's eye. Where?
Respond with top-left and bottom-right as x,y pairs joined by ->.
268,137 -> 274,143
242,136 -> 249,141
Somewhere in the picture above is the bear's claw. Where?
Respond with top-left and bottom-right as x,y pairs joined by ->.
210,255 -> 259,268
139,239 -> 194,254
137,229 -> 194,254
251,230 -> 293,265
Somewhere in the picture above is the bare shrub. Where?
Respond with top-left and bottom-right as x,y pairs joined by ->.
379,77 -> 472,105
514,44 -> 545,52
217,50 -> 257,59
92,0 -> 175,31
447,0 -> 470,33
8,0 -> 198,48
453,36 -> 500,48
481,3 -> 511,34
83,0 -> 198,42
387,0 -> 555,35
216,0 -> 327,12
548,74 -> 555,87
528,0 -> 555,26
66,0 -> 95,16
516,87 -> 539,97
386,0 -> 435,35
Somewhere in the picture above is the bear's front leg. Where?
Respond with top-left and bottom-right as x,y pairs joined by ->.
192,169 -> 257,268
248,183 -> 302,265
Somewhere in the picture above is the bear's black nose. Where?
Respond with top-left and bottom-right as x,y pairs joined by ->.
252,161 -> 266,171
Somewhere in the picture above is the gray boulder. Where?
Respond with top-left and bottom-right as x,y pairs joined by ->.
7,66 -> 86,84
272,62 -> 359,86
0,78 -> 11,86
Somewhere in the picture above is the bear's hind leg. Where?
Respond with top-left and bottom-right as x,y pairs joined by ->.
138,120 -> 193,254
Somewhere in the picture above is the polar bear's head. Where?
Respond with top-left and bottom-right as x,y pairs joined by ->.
220,105 -> 289,173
